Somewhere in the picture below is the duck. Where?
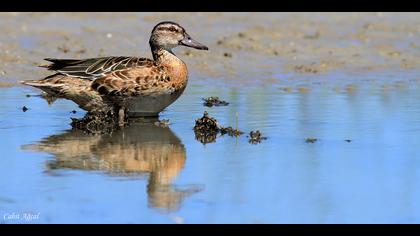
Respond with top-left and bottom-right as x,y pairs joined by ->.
21,21 -> 208,125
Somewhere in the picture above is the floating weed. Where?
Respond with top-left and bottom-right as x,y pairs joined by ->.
193,111 -> 219,144
202,97 -> 229,107
247,130 -> 267,144
193,111 -> 244,144
220,126 -> 244,137
305,137 -> 318,143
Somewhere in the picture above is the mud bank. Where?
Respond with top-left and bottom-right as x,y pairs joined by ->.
1,12 -> 419,89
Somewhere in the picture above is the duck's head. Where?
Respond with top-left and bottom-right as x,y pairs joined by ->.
149,21 -> 208,51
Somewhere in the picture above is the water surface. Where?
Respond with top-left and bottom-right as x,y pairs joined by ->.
1,79 -> 420,223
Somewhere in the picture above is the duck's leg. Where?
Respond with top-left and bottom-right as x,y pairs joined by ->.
118,106 -> 126,127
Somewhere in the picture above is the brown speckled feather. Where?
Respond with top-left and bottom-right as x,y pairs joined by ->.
43,57 -> 155,79
87,49 -> 188,107
91,67 -> 176,97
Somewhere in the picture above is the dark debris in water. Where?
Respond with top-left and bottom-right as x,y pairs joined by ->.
194,130 -> 217,144
70,110 -> 126,135
22,106 -> 28,112
202,97 -> 229,107
193,111 -> 244,144
193,111 -> 220,144
220,126 -> 244,137
248,130 -> 267,144
305,137 -> 318,143
344,139 -> 352,143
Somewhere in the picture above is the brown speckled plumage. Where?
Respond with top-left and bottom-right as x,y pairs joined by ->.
22,21 -> 208,117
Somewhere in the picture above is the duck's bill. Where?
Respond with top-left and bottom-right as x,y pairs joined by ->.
180,36 -> 208,50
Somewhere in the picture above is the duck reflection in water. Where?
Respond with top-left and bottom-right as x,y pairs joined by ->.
23,118 -> 202,213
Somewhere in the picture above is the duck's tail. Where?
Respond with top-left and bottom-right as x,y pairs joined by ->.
21,75 -> 107,113
21,75 -> 66,97
21,78 -> 66,105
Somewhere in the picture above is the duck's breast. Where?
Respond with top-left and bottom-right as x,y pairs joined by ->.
126,54 -> 189,117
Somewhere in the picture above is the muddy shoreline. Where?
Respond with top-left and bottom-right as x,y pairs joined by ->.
0,12 -> 419,89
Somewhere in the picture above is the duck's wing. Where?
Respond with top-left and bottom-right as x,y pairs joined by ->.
90,66 -> 174,97
42,57 -> 155,79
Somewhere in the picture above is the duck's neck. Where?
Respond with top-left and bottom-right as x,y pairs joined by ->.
151,45 -> 179,63
150,45 -> 188,82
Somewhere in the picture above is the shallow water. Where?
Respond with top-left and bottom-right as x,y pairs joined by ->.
1,77 -> 420,223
